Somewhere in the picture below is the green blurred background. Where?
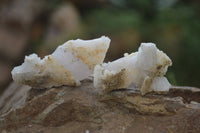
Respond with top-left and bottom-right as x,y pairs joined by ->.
0,0 -> 200,94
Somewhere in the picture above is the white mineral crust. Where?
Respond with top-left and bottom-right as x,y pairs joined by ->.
12,36 -> 110,88
94,43 -> 172,95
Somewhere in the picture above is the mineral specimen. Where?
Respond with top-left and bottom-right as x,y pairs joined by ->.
11,36 -> 110,88
94,43 -> 172,95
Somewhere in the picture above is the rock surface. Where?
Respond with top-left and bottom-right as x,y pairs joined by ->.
0,62 -> 12,94
0,80 -> 200,133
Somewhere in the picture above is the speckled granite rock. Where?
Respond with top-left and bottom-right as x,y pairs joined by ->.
0,80 -> 200,133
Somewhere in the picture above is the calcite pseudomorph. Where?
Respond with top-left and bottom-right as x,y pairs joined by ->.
11,36 -> 110,88
94,43 -> 172,95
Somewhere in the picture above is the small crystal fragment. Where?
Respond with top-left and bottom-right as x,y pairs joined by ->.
12,36 -> 110,88
94,43 -> 172,95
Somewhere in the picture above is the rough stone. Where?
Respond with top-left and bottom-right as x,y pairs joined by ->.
0,62 -> 12,94
0,80 -> 200,133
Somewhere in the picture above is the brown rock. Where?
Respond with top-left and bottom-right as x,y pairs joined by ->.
0,82 -> 31,114
0,62 -> 12,94
0,80 -> 200,133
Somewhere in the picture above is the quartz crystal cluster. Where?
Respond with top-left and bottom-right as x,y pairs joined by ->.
94,43 -> 172,95
11,36 -> 110,88
12,36 -> 172,95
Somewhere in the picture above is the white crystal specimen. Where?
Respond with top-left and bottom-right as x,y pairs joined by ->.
94,43 -> 172,95
150,77 -> 171,92
12,36 -> 110,88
